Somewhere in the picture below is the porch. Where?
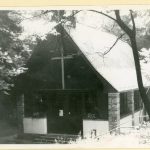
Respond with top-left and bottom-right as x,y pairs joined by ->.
23,89 -> 108,137
20,88 -> 146,138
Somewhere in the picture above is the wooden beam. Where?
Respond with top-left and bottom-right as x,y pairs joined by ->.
51,55 -> 73,60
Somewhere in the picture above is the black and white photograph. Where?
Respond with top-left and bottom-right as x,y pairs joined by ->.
0,8 -> 150,148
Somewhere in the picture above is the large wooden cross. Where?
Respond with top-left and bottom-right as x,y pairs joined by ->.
51,44 -> 74,89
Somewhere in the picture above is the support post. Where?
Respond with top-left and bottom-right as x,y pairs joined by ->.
81,93 -> 86,117
17,94 -> 24,135
127,91 -> 135,126
81,93 -> 85,138
108,93 -> 120,134
64,94 -> 69,116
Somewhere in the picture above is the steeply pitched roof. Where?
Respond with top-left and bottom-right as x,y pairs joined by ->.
65,23 -> 150,92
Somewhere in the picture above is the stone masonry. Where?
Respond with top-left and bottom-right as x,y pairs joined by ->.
108,93 -> 120,134
127,91 -> 135,126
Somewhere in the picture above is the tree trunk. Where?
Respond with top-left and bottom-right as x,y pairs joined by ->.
130,35 -> 150,117
114,10 -> 150,118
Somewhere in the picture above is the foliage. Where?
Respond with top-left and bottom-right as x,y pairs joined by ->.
98,9 -> 150,63
0,11 -> 31,93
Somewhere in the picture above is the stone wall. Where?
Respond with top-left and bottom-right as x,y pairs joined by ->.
108,93 -> 120,134
127,91 -> 134,126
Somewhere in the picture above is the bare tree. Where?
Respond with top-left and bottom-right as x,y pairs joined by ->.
90,9 -> 150,117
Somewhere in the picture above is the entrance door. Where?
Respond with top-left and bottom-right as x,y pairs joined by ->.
46,92 -> 82,134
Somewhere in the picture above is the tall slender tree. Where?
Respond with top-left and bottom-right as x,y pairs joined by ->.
87,10 -> 150,117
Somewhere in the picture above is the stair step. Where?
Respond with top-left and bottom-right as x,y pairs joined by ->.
33,139 -> 68,144
35,136 -> 73,139
31,133 -> 81,144
34,140 -> 56,144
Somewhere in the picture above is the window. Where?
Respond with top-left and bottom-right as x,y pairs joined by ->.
84,92 -> 108,120
120,92 -> 129,117
24,93 -> 47,118
120,91 -> 142,118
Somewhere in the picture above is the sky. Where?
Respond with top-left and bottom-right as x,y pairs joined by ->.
19,10 -> 111,40
19,10 -> 56,40
18,10 -> 150,73
19,10 -> 149,36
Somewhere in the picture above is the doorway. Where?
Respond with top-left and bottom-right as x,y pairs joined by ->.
45,91 -> 83,134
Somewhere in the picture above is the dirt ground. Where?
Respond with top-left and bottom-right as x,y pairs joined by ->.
0,119 -> 150,146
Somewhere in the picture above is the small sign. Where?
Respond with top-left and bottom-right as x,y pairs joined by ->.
59,110 -> 63,116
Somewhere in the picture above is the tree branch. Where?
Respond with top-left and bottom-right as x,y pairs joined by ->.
19,10 -> 82,25
89,10 -> 117,22
88,10 -> 133,39
130,10 -> 136,35
103,33 -> 125,55
71,10 -> 82,17
55,10 -> 82,28
114,10 -> 133,36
